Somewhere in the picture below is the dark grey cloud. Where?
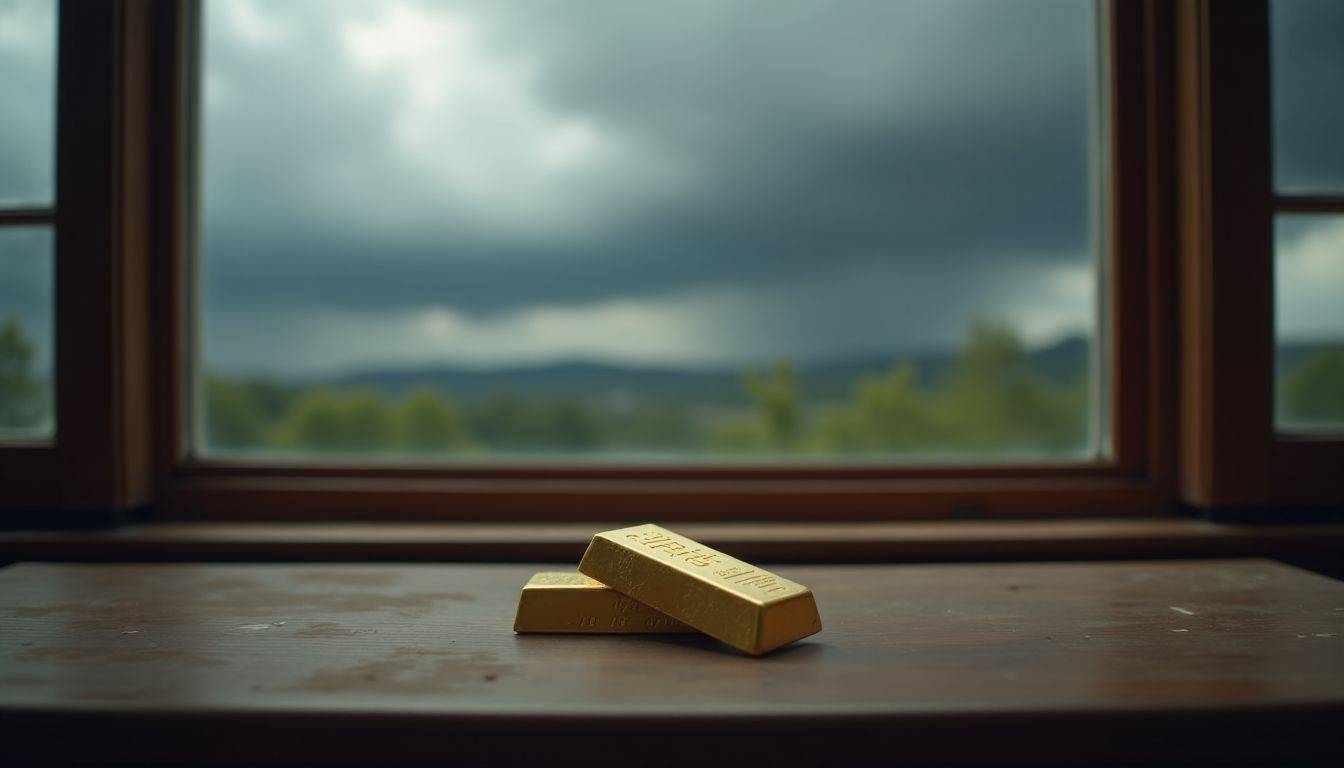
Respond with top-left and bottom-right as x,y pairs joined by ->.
201,0 -> 1097,327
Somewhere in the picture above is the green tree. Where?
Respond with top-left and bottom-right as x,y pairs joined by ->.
1281,349 -> 1344,425
811,364 -> 935,453
712,361 -> 802,452
596,399 -> 698,452
726,322 -> 1089,457
801,322 -> 1085,457
236,378 -> 302,424
276,389 -> 396,453
937,321 -> 1086,454
0,317 -> 45,430
539,399 -> 602,451
396,387 -> 476,453
203,376 -> 270,450
465,393 -> 602,453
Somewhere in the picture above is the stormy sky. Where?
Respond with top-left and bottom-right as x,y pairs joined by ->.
198,0 -> 1103,375
0,0 -> 1342,380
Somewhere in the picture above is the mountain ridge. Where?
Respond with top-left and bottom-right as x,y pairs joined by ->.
322,335 -> 1093,402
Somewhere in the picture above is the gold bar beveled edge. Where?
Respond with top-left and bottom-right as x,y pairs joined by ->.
512,570 -> 696,634
588,524 -> 813,605
577,524 -> 822,654
578,527 -> 819,653
577,532 -> 762,650
522,572 -> 606,589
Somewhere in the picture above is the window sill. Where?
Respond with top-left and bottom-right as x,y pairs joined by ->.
3,517 -> 1343,568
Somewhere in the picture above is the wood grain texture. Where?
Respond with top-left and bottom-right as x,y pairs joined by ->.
53,0 -> 155,512
2,560 -> 1342,766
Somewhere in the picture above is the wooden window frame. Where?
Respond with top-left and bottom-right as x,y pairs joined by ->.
19,0 -> 1277,523
0,2 -> 1335,532
0,1 -> 153,518
127,0 -> 1178,522
1176,0 -> 1344,509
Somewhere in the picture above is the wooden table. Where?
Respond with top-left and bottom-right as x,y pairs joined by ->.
2,559 -> 1342,765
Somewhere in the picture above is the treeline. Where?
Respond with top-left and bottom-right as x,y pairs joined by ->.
206,379 -> 701,455
4,315 -> 1343,451
197,323 -> 1344,456
204,322 -> 1094,457
710,324 -> 1088,456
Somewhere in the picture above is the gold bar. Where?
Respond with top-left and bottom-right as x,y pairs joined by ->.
512,572 -> 695,633
577,524 -> 821,655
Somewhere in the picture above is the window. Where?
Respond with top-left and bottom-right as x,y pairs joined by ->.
1174,0 -> 1344,508
195,0 -> 1109,463
0,1 -> 1332,520
1271,0 -> 1344,434
1274,214 -> 1344,432
0,1 -> 157,513
0,0 -> 57,441
3,1 -> 1193,520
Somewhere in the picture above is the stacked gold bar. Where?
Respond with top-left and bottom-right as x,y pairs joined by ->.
513,524 -> 822,655
512,572 -> 693,633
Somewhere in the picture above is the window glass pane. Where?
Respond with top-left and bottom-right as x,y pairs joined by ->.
199,0 -> 1103,461
0,226 -> 54,439
1276,214 -> 1344,432
0,0 -> 57,207
1272,0 -> 1344,194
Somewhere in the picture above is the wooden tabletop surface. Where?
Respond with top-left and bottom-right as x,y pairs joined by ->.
2,559 -> 1342,765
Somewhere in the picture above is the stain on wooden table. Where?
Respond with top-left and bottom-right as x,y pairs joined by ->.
2,559 -> 1342,765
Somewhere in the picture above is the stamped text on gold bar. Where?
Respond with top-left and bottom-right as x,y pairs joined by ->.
577,524 -> 821,655
512,572 -> 695,633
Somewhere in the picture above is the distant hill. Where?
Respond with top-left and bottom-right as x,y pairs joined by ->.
325,335 -> 1094,406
